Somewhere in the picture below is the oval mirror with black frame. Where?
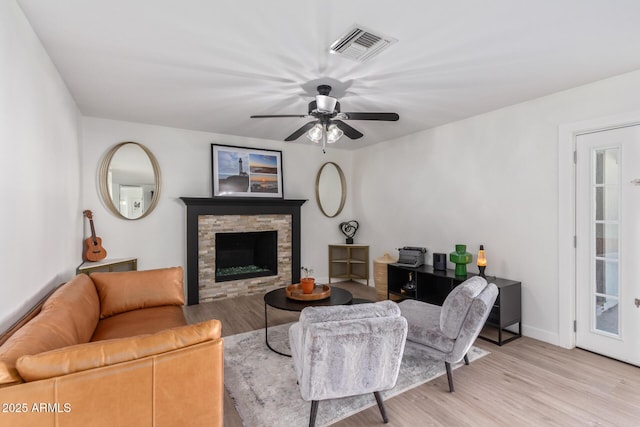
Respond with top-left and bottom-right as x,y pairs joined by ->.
315,162 -> 346,218
99,142 -> 161,220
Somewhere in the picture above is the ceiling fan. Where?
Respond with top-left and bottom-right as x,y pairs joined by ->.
250,85 -> 399,145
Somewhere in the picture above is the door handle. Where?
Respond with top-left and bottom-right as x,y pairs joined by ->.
635,298 -> 640,308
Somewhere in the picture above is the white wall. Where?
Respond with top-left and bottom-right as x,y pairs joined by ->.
81,117 -> 354,283
353,69 -> 640,345
0,1 -> 82,331
7,0 -> 640,346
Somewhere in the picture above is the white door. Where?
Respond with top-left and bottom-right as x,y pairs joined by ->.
576,125 -> 640,366
118,185 -> 144,218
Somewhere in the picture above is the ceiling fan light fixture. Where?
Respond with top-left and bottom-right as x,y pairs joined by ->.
315,95 -> 337,113
306,123 -> 323,142
251,83 -> 399,144
326,124 -> 343,143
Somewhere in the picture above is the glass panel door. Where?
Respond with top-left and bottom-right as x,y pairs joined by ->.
592,148 -> 620,336
576,124 -> 640,366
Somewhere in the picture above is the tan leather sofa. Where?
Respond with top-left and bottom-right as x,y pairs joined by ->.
0,267 -> 223,427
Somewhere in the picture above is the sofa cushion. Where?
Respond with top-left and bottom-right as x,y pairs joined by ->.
0,274 -> 100,384
41,273 -> 101,342
15,319 -> 221,382
91,306 -> 187,342
91,267 -> 185,319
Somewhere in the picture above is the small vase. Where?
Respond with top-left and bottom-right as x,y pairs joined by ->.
300,277 -> 315,294
449,244 -> 472,277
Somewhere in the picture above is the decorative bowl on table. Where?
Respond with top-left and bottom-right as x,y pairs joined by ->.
286,284 -> 331,301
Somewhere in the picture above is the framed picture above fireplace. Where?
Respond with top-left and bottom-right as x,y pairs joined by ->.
211,144 -> 283,198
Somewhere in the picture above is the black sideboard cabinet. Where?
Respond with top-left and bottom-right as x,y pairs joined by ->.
387,263 -> 521,345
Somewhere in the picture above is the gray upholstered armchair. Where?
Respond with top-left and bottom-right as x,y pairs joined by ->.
399,276 -> 498,392
289,300 -> 408,426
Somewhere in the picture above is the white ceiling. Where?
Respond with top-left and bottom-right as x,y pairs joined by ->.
17,0 -> 640,149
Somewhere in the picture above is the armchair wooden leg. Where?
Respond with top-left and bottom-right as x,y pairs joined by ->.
373,391 -> 389,423
464,353 -> 470,365
445,362 -> 454,392
309,400 -> 319,427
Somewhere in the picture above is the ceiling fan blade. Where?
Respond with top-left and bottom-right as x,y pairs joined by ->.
284,121 -> 318,141
333,120 -> 363,140
251,114 -> 308,118
341,112 -> 400,121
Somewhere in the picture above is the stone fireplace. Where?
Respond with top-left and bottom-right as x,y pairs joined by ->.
198,215 -> 290,301
181,198 -> 306,305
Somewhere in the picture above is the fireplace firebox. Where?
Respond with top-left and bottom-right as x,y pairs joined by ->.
215,230 -> 277,282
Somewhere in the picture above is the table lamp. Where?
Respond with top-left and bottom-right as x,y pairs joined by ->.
477,245 -> 487,278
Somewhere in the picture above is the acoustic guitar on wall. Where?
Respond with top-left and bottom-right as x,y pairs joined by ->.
83,210 -> 107,262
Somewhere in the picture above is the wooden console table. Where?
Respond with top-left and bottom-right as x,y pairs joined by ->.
77,257 -> 138,275
387,263 -> 521,345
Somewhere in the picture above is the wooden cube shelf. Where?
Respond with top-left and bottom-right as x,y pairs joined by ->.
328,244 -> 369,286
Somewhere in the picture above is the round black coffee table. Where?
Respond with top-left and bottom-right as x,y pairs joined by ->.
263,286 -> 353,356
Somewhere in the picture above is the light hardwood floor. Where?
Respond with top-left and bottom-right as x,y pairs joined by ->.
183,282 -> 640,426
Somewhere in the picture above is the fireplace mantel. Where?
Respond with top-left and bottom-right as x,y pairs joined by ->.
180,197 -> 307,209
180,197 -> 307,305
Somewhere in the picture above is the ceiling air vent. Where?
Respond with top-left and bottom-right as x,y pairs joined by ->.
329,26 -> 397,62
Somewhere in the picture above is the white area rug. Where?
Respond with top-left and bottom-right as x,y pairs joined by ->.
224,323 -> 489,427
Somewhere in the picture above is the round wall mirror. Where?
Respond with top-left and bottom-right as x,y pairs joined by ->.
99,142 -> 161,220
315,162 -> 346,218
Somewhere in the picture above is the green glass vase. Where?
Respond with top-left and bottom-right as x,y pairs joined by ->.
449,244 -> 472,277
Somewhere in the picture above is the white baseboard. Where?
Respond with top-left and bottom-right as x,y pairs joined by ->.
521,324 -> 562,347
